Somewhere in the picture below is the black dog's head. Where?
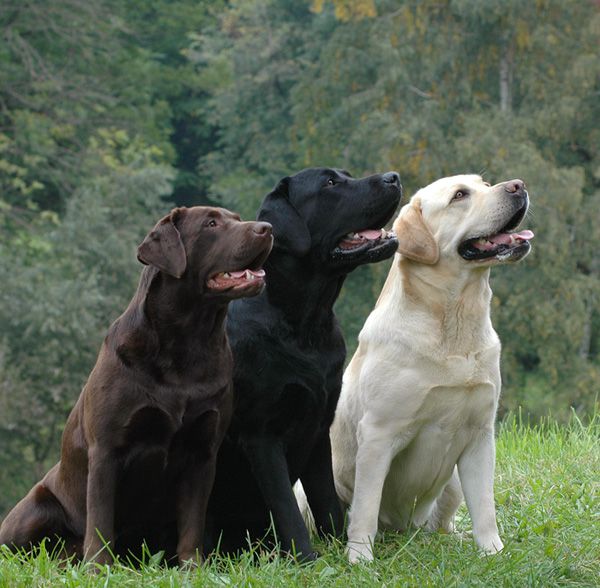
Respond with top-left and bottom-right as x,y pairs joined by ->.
257,168 -> 402,272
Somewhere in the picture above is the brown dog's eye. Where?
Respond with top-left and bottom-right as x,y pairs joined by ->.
207,219 -> 218,227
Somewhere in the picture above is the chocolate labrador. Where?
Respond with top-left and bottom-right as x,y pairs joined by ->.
0,206 -> 273,565
205,168 -> 402,560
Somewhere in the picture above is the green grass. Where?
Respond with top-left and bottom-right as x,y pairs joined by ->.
1,415 -> 598,587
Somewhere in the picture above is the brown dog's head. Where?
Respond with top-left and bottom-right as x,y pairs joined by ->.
137,206 -> 273,299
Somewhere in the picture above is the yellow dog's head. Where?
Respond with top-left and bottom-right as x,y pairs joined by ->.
394,174 -> 533,267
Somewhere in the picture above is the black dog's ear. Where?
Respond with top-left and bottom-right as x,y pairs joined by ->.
137,208 -> 187,278
257,177 -> 311,256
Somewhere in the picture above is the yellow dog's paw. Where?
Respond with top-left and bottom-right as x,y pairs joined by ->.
346,540 -> 374,564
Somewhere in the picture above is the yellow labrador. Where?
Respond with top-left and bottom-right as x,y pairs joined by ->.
331,175 -> 533,562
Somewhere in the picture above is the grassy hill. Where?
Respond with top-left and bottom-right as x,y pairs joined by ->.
0,414 -> 598,587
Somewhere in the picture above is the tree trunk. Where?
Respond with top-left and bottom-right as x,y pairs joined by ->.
500,36 -> 515,113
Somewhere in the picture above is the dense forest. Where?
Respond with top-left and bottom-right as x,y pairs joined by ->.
0,0 -> 598,517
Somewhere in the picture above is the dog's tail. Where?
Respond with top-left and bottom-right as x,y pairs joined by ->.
293,481 -> 316,535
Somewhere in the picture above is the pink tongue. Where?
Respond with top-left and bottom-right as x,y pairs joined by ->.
356,229 -> 381,240
488,229 -> 534,245
488,233 -> 512,245
515,229 -> 534,240
228,269 -> 265,278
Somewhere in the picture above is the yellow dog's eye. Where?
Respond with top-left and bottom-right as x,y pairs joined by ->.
452,190 -> 468,202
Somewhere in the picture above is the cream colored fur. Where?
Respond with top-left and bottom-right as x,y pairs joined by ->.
331,175 -> 529,563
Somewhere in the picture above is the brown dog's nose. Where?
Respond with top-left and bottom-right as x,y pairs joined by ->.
505,179 -> 526,194
253,221 -> 272,236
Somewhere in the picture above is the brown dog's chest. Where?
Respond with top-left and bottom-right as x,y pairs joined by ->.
121,384 -> 226,451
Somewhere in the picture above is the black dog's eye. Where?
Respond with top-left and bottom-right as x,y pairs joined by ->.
207,219 -> 218,227
452,190 -> 468,202
326,178 -> 336,186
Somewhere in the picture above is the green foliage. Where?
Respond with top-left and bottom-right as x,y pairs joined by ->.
189,0 -> 600,419
0,0 -> 181,511
0,140 -> 173,514
0,0 -> 598,518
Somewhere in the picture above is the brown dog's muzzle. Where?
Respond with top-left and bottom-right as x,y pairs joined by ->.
206,221 -> 273,298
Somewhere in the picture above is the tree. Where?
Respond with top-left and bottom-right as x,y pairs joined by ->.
187,0 -> 600,419
0,137 -> 173,515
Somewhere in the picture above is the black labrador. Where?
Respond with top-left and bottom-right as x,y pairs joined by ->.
0,207 -> 273,565
205,168 -> 402,559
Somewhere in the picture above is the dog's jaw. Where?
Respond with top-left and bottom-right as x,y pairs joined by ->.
458,199 -> 533,264
206,268 -> 266,297
330,228 -> 398,265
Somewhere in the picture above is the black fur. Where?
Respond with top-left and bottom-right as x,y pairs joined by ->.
205,167 -> 402,560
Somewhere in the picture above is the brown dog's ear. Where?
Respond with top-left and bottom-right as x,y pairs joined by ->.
394,198 -> 439,265
257,177 -> 311,257
137,208 -> 187,278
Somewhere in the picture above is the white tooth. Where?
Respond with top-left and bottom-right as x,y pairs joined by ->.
380,228 -> 386,238
224,272 -> 231,278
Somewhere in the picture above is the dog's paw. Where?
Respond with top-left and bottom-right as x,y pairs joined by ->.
476,534 -> 504,554
178,550 -> 203,567
292,549 -> 319,564
346,540 -> 374,564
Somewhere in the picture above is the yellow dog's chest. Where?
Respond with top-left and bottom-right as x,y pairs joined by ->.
440,352 -> 496,387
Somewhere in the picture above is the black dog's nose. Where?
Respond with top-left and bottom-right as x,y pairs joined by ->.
254,221 -> 272,235
504,179 -> 526,195
382,171 -> 400,187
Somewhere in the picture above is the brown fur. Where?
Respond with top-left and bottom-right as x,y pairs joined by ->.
0,207 -> 273,565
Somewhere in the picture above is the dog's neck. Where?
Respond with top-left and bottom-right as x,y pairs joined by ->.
112,267 -> 230,377
390,256 -> 495,355
146,269 -> 228,336
263,252 -> 346,332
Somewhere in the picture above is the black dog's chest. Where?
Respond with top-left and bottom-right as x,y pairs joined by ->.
233,332 -> 344,440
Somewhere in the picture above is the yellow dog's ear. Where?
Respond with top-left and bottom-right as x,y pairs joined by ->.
394,198 -> 439,265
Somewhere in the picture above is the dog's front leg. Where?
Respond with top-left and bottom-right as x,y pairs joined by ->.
300,431 -> 344,539
176,409 -> 223,565
175,456 -> 217,565
84,446 -> 118,564
241,436 -> 316,561
457,428 -> 503,554
346,418 -> 396,563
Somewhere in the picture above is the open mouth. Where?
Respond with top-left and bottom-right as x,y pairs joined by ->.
206,242 -> 271,295
458,205 -> 534,262
331,227 -> 398,263
207,268 -> 266,292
